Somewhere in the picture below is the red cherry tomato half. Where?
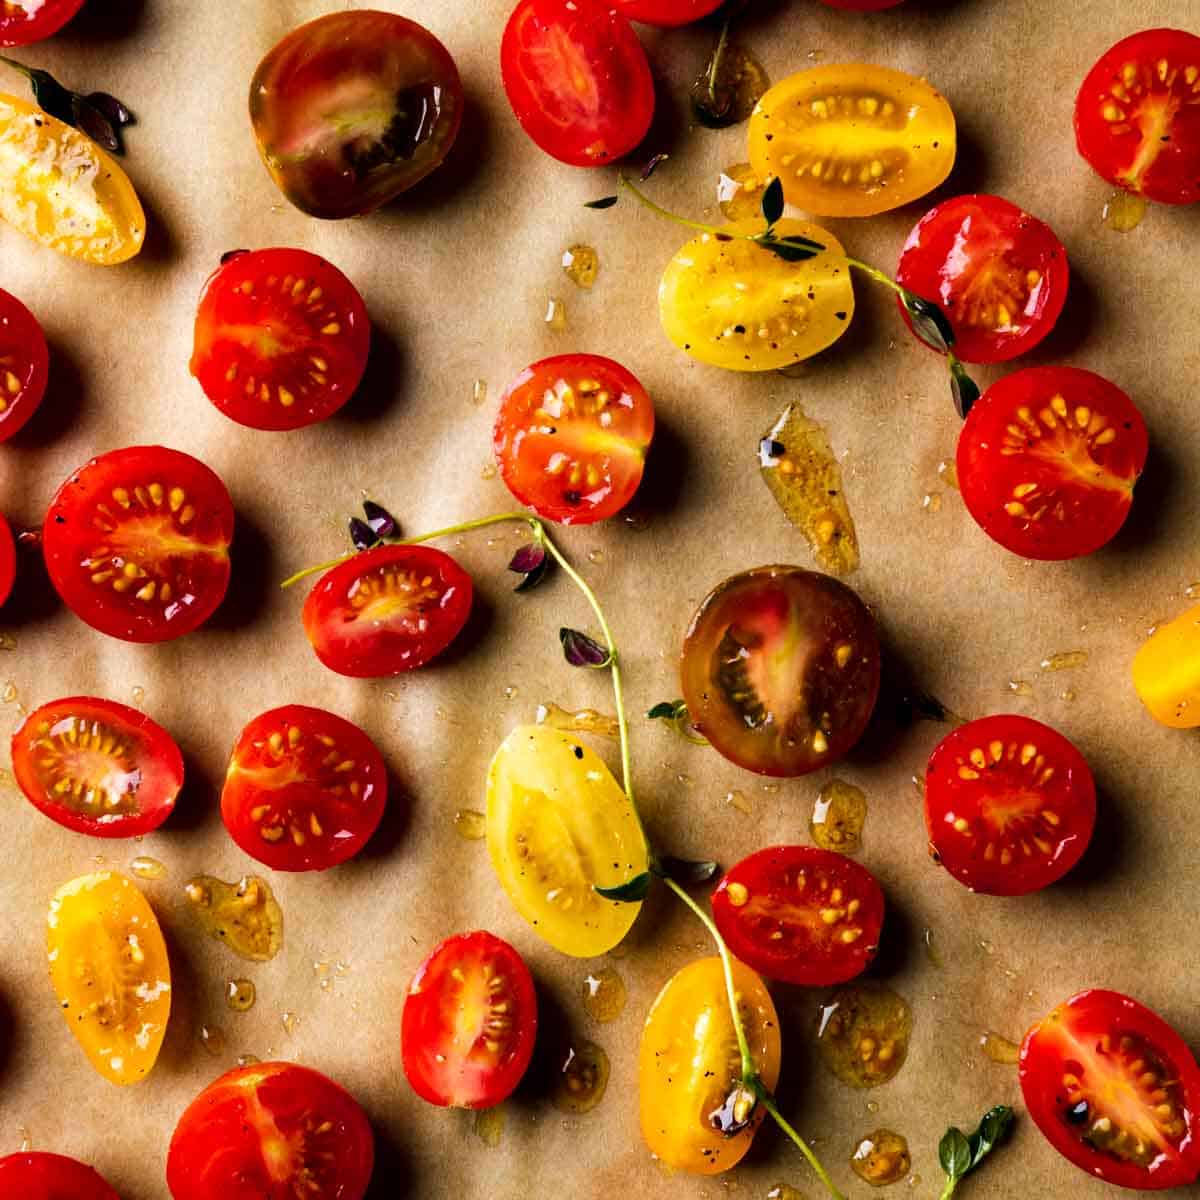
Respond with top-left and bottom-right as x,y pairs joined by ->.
494,354 -> 654,525
712,845 -> 883,985
896,195 -> 1069,365
0,1152 -> 120,1200
957,367 -> 1147,561
925,714 -> 1096,896
817,0 -> 903,8
1075,29 -> 1200,205
0,0 -> 84,47
501,0 -> 655,167
0,512 -> 14,606
43,445 -> 235,642
1020,990 -> 1200,1190
610,0 -> 723,27
402,930 -> 538,1109
13,696 -> 183,838
302,544 -> 472,678
221,705 -> 386,872
0,287 -> 49,441
166,1062 -> 374,1200
191,248 -> 370,431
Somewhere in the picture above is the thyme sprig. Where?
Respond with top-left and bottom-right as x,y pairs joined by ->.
0,56 -> 134,153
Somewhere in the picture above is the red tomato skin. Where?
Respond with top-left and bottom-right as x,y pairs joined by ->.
0,0 -> 84,46
501,0 -> 655,167
0,288 -> 49,441
1020,990 -> 1200,1190
0,1152 -> 120,1200
0,512 -> 14,607
611,0 -> 723,27
402,930 -> 538,1109
896,195 -> 1070,365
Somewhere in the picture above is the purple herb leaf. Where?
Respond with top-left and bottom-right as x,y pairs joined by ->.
508,543 -> 546,575
86,91 -> 134,127
560,627 -> 611,669
641,152 -> 669,180
71,96 -> 120,153
658,856 -> 720,885
362,500 -> 397,539
348,517 -> 379,551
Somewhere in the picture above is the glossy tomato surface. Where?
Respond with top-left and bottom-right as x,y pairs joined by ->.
957,367 -> 1147,561
896,195 -> 1069,364
681,566 -> 880,776
925,714 -> 1095,896
0,287 -> 48,440
1133,602 -> 1200,728
501,0 -> 654,167
0,1152 -> 119,1200
191,248 -> 370,431
1020,990 -> 1200,1189
167,1062 -> 374,1200
221,705 -> 386,872
713,846 -> 883,985
43,445 -> 234,642
494,354 -> 654,524
0,511 -> 14,606
1075,29 -> 1200,205
402,931 -> 537,1109
611,0 -> 723,26
0,0 -> 84,46
14,696 -> 183,838
302,543 -> 472,677
250,10 -> 463,218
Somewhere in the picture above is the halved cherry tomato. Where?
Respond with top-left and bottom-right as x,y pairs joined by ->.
611,0 -> 723,26
1075,29 -> 1200,206
957,367 -> 1147,561
13,696 -> 183,838
1133,602 -> 1200,728
166,1062 -> 374,1200
250,11 -> 463,219
713,846 -> 883,985
0,287 -> 48,440
0,511 -> 14,606
191,248 -> 370,431
681,566 -> 880,776
0,0 -> 84,46
402,930 -> 537,1109
896,195 -> 1069,365
486,725 -> 648,957
925,714 -> 1095,896
501,0 -> 654,167
748,64 -> 956,217
494,354 -> 654,524
639,957 -> 781,1174
302,544 -> 472,677
659,219 -> 855,371
43,445 -> 235,642
1020,989 -> 1200,1189
0,93 -> 144,264
221,705 -> 386,872
0,1152 -> 119,1200
48,871 -> 171,1085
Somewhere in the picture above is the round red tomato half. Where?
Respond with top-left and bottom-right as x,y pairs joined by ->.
1075,29 -> 1200,205
494,354 -> 654,524
611,0 -> 723,27
957,367 -> 1147,561
501,0 -> 655,167
43,445 -> 235,642
896,195 -> 1069,364
713,845 -> 884,986
0,1152 -> 119,1200
1020,990 -> 1200,1190
402,930 -> 538,1109
0,287 -> 49,440
0,511 -> 14,606
302,544 -> 472,678
166,1062 -> 374,1200
13,696 -> 183,838
0,0 -> 84,47
222,705 -> 386,872
925,714 -> 1095,896
191,248 -> 370,431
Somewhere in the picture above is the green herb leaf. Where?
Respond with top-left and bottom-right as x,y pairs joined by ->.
760,175 -> 784,227
0,59 -> 133,154
648,700 -> 687,721
657,856 -> 720,884
560,627 -> 612,669
969,1105 -> 1015,1168
594,872 -> 652,902
950,357 -> 982,419
758,235 -> 823,263
585,195 -> 619,210
939,1128 -> 972,1179
903,292 -> 956,353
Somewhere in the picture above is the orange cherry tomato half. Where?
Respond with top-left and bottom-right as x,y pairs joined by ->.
494,354 -> 654,524
1075,29 -> 1200,206
0,287 -> 48,441
610,0 -> 723,26
0,511 -> 14,606
167,1062 -> 374,1200
191,248 -> 370,431
501,0 -> 655,167
0,1152 -> 119,1200
221,705 -> 386,872
957,367 -> 1147,561
1020,989 -> 1200,1189
925,714 -> 1096,896
0,0 -> 83,46
402,930 -> 538,1109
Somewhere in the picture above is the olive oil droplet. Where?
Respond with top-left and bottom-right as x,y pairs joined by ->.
1,681 -> 17,703
581,967 -> 626,1023
17,1126 -> 31,1152
536,701 -> 619,739
726,789 -> 751,815
692,43 -> 769,126
471,378 -> 488,407
544,297 -> 566,332
503,684 -> 519,700
130,855 -> 167,880
184,875 -> 284,962
717,162 -> 766,221
226,978 -> 256,1012
562,244 -> 599,289
851,1129 -> 911,1186
936,459 -> 959,490
237,1053 -> 260,1068
552,1040 -> 610,1114
474,1105 -> 505,1146
810,779 -> 867,854
586,549 -> 604,565
281,1010 -> 300,1036
921,492 -> 942,514
198,1024 -> 226,1056
922,927 -> 942,967
979,1031 -> 1020,1065
1039,650 -> 1089,672
1102,190 -> 1146,232
1006,678 -> 1034,698
766,1186 -> 805,1200
817,984 -> 912,1088
131,686 -> 145,706
0,632 -> 17,651
480,462 -> 497,481
453,809 -> 487,840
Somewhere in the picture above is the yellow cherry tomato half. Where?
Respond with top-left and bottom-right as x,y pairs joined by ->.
0,93 -> 145,265
48,872 -> 171,1084
658,218 -> 854,371
748,64 -> 956,217
639,957 -> 781,1174
1133,603 -> 1200,728
486,724 -> 648,957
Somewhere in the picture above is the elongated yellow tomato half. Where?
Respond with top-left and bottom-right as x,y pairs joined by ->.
0,93 -> 145,265
48,872 -> 171,1084
749,64 -> 956,217
639,957 -> 781,1174
1133,603 -> 1200,728
659,218 -> 854,372
486,724 -> 648,957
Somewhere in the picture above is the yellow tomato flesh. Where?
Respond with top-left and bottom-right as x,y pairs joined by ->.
1133,603 -> 1200,728
48,871 -> 171,1084
486,724 -> 648,957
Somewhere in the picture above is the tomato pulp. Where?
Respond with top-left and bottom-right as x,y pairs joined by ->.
0,287 -> 49,440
